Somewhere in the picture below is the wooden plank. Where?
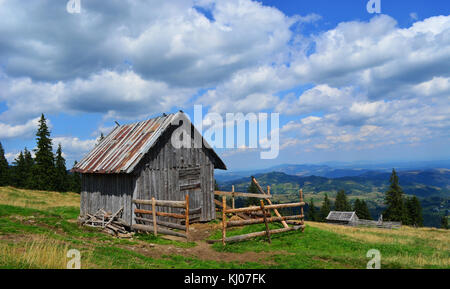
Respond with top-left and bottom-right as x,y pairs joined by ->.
180,182 -> 201,191
185,194 -> 189,238
134,217 -> 186,230
207,226 -> 305,244
134,209 -> 185,219
225,202 -> 305,214
152,197 -> 157,236
131,224 -> 186,238
132,199 -> 186,208
227,215 -> 305,227
214,191 -> 272,199
222,196 -> 226,246
260,200 -> 271,243
252,178 -> 288,229
181,207 -> 201,215
299,189 -> 305,232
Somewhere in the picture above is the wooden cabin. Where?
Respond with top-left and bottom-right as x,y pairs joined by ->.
326,211 -> 359,225
73,111 -> 226,226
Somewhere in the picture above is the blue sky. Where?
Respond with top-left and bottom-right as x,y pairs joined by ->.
0,0 -> 449,171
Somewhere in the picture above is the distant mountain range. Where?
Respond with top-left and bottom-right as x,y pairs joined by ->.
215,163 -> 450,228
216,161 -> 450,182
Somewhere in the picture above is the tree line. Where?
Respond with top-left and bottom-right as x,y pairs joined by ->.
0,114 -> 81,193
306,169 -> 429,227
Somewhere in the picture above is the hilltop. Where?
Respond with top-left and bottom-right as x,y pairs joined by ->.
0,186 -> 449,269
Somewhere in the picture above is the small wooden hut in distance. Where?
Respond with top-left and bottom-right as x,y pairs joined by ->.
326,211 -> 359,225
73,111 -> 226,226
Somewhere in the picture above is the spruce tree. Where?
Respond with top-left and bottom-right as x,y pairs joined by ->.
70,161 -> 81,194
308,199 -> 318,221
360,200 -> 372,220
383,169 -> 408,223
33,114 -> 55,191
319,194 -> 332,222
406,196 -> 423,227
335,190 -> 351,211
54,144 -> 69,192
354,199 -> 372,220
246,181 -> 260,206
441,216 -> 448,230
12,151 -> 25,188
0,142 -> 9,186
23,148 -> 35,189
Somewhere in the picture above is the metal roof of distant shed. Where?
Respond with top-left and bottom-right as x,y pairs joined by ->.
73,112 -> 226,174
326,211 -> 358,222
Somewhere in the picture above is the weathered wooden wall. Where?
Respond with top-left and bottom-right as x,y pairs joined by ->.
132,129 -> 215,223
80,173 -> 135,225
80,127 -> 217,225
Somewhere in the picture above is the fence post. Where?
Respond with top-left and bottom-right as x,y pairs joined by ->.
260,200 -> 271,243
232,185 -> 235,210
299,189 -> 305,232
151,197 -> 157,236
185,194 -> 189,239
222,196 -> 227,246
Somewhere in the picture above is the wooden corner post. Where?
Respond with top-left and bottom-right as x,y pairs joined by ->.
260,200 -> 271,243
222,196 -> 227,245
232,185 -> 235,210
299,189 -> 305,232
252,177 -> 289,229
151,197 -> 157,236
185,194 -> 190,238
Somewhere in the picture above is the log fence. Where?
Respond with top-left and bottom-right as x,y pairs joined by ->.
209,176 -> 306,245
131,194 -> 198,239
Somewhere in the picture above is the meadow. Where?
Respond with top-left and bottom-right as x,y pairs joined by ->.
0,186 -> 448,269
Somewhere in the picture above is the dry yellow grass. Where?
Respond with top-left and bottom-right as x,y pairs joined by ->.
0,186 -> 79,210
0,235 -> 92,269
307,221 -> 450,267
308,222 -> 450,249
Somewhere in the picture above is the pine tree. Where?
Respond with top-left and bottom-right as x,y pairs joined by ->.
12,151 -> 25,188
383,169 -> 408,223
308,199 -> 318,221
70,161 -> 81,194
54,144 -> 69,192
360,200 -> 372,220
319,194 -> 332,222
335,190 -> 351,211
246,181 -> 260,206
33,114 -> 55,191
0,142 -> 9,186
406,196 -> 423,227
23,148 -> 35,189
441,215 -> 448,230
354,199 -> 372,220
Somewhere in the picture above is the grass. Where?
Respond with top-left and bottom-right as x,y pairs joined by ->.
0,186 -> 448,269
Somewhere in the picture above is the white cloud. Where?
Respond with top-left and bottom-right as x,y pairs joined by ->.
0,117 -> 39,138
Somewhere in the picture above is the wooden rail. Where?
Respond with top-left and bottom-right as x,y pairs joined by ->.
214,190 -> 272,199
212,176 -> 306,245
132,194 -> 191,239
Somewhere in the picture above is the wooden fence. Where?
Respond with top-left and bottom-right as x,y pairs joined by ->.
208,176 -> 306,245
131,194 -> 199,239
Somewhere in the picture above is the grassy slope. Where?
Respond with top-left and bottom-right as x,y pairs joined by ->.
0,186 -> 448,269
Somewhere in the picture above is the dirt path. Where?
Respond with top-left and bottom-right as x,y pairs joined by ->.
121,223 -> 290,265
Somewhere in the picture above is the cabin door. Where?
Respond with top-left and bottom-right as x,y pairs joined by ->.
178,167 -> 201,219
